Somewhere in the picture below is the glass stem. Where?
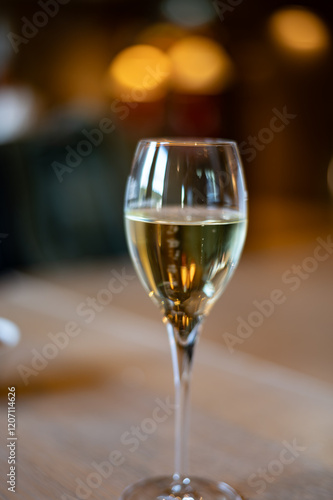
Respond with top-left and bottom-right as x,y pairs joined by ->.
167,323 -> 200,478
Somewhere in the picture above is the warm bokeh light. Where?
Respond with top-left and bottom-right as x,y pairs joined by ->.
136,23 -> 187,51
108,45 -> 171,102
167,36 -> 234,94
269,7 -> 330,58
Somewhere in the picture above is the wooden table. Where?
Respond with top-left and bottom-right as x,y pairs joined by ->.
0,249 -> 332,499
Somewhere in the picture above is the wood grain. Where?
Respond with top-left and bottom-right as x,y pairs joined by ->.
0,262 -> 332,500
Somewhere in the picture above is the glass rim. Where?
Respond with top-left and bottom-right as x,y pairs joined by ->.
137,137 -> 238,147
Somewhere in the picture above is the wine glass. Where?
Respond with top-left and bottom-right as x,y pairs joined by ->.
121,138 -> 248,500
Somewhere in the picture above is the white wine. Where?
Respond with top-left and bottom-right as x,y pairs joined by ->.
125,207 -> 247,340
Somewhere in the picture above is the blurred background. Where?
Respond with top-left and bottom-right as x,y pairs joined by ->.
0,0 -> 332,269
0,0 -> 333,386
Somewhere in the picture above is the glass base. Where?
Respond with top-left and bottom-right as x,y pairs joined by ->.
119,475 -> 243,500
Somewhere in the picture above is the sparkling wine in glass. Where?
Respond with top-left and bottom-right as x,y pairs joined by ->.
121,138 -> 248,500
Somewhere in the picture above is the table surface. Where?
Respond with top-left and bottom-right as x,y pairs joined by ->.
0,243 -> 333,500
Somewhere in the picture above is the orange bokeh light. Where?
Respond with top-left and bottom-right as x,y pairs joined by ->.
269,7 -> 330,58
108,44 -> 171,102
167,36 -> 234,94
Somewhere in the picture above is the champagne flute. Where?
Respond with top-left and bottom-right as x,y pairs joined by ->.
121,138 -> 248,500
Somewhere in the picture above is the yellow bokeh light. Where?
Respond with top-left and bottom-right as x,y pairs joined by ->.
269,7 -> 330,57
167,36 -> 234,94
108,45 -> 171,102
